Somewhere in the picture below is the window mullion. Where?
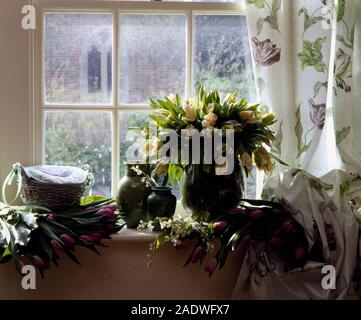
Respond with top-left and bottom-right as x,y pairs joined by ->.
186,9 -> 193,100
112,8 -> 120,196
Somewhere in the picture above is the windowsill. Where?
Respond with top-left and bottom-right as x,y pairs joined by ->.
112,227 -> 158,242
111,201 -> 187,242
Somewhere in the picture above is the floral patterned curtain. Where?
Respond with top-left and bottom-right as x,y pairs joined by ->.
245,0 -> 359,177
240,0 -> 361,299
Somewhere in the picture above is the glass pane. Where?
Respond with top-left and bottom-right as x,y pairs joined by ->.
119,111 -> 150,177
119,14 -> 186,104
44,12 -> 113,104
45,111 -> 112,196
119,111 -> 181,198
193,15 -> 256,101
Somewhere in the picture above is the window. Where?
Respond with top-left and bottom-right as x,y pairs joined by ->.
35,0 -> 256,197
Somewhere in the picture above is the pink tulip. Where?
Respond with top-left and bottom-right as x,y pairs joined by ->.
47,214 -> 56,222
43,260 -> 50,270
175,239 -> 192,251
31,255 -> 46,269
227,208 -> 246,215
281,220 -> 294,233
80,233 -> 102,244
60,234 -> 76,248
270,236 -> 281,247
51,239 -> 64,251
250,210 -> 264,219
98,208 -> 115,219
213,221 -> 228,233
103,204 -> 117,212
294,246 -> 305,261
104,223 -> 115,232
85,206 -> 96,212
204,258 -> 218,274
191,246 -> 204,264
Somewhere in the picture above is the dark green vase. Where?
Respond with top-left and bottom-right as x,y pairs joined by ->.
116,163 -> 152,228
147,186 -> 177,231
181,162 -> 245,221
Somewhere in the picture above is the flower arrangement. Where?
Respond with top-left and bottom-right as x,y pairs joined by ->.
146,84 -> 279,178
140,198 -> 309,277
143,85 -> 284,220
0,196 -> 124,275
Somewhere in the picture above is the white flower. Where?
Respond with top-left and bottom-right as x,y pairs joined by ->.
182,104 -> 197,122
168,93 -> 177,105
206,103 -> 215,113
202,112 -> 217,128
151,137 -> 163,149
149,137 -> 163,157
154,109 -> 170,119
241,152 -> 253,172
131,165 -> 143,176
239,110 -> 257,124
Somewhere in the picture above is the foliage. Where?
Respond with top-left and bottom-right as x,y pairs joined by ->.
0,197 -> 124,276
298,38 -> 327,73
247,0 -> 282,35
141,198 -> 310,277
45,112 -> 112,196
147,84 -> 278,183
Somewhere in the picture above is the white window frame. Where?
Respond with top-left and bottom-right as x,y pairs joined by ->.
33,0 -> 247,195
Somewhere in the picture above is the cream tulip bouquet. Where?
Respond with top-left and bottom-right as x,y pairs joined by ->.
147,84 -> 282,182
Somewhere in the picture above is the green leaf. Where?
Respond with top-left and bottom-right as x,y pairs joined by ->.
272,0 -> 281,14
2,246 -> 11,259
269,153 -> 288,166
313,81 -> 328,98
81,195 -> 108,206
264,15 -> 280,32
245,0 -> 265,9
336,34 -> 353,49
298,7 -> 323,33
168,164 -> 175,186
340,180 -> 351,198
216,245 -> 229,270
294,104 -> 303,157
298,38 -> 327,73
240,198 -> 284,210
227,228 -> 249,252
271,121 -> 283,156
337,0 -> 345,22
38,222 -> 64,244
336,126 -> 351,145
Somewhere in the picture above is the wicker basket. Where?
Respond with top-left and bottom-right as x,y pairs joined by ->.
15,164 -> 94,210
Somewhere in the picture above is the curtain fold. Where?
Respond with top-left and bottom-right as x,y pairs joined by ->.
239,0 -> 361,299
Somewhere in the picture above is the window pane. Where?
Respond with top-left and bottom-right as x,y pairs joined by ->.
119,14 -> 186,104
119,111 -> 150,177
193,15 -> 256,101
119,111 -> 181,198
45,111 -> 112,196
44,12 -> 113,104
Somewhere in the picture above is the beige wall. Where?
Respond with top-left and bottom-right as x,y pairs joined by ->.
0,0 -> 33,189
